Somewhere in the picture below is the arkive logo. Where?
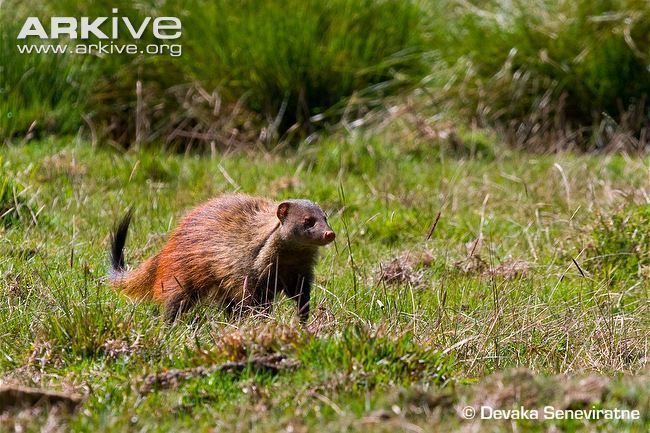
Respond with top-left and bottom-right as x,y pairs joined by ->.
16,9 -> 182,57
17,9 -> 181,40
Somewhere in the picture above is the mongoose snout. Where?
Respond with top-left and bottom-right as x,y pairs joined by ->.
322,230 -> 336,244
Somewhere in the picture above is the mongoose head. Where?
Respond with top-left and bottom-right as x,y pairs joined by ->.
277,199 -> 336,247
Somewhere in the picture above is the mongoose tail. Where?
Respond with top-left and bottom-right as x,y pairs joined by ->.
109,209 -> 157,300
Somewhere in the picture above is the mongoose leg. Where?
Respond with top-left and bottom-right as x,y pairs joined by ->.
162,279 -> 197,323
253,275 -> 278,317
296,275 -> 312,324
297,291 -> 310,323
164,293 -> 188,323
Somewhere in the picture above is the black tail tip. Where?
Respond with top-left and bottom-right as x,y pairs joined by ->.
110,208 -> 133,272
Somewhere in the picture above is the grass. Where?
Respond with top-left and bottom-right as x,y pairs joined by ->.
181,0 -> 430,133
6,0 -> 650,150
0,6 -> 95,141
434,0 -> 650,150
3,1 -> 650,430
0,160 -> 37,228
1,0 -> 431,147
1,131 -> 649,431
590,204 -> 650,278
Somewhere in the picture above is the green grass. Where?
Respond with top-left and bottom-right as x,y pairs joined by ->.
434,0 -> 650,149
1,133 -> 649,431
0,160 -> 36,228
6,0 -> 650,150
182,0 -> 430,133
591,204 -> 650,278
0,5 -> 95,140
3,1 -> 650,430
1,0 -> 431,146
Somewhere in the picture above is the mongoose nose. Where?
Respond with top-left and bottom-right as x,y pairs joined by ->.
323,230 -> 336,243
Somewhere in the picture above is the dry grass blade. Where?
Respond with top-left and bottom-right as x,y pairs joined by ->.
425,211 -> 441,241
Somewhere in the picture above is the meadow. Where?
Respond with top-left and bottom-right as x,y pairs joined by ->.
2,0 -> 650,431
2,130 -> 649,431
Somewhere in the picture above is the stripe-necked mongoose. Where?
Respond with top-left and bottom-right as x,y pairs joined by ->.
108,193 -> 336,322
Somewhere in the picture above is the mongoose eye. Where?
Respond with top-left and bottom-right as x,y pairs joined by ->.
303,217 -> 316,228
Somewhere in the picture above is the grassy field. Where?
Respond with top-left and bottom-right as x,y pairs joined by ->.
4,0 -> 650,150
1,130 -> 649,431
3,0 -> 650,431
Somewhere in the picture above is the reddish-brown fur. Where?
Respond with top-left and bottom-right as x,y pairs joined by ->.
109,193 -> 335,322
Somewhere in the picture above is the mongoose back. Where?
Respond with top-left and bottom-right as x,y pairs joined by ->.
109,194 -> 336,322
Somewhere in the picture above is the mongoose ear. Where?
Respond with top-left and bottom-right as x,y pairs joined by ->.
277,202 -> 291,223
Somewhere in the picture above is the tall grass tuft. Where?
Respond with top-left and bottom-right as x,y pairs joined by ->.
0,5 -> 95,141
6,0 -> 650,151
435,0 -> 650,151
182,0 -> 432,138
0,165 -> 34,228
590,204 -> 650,278
1,0 -> 432,148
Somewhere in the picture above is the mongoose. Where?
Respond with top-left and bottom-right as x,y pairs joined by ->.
109,193 -> 336,322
